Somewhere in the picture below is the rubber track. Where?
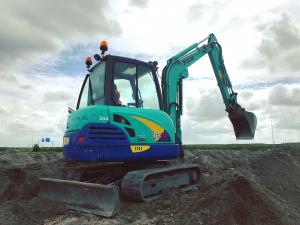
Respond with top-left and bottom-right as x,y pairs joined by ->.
121,163 -> 201,202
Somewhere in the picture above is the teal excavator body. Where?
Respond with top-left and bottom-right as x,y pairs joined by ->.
63,33 -> 257,162
63,55 -> 180,161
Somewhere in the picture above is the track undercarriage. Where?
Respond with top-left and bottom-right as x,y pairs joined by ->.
39,161 -> 200,217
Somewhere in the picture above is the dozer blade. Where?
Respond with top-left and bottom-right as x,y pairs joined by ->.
228,109 -> 257,140
39,178 -> 119,217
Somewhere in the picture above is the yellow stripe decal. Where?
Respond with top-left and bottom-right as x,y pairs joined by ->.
131,116 -> 164,141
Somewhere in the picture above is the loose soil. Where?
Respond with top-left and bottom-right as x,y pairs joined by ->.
0,148 -> 299,225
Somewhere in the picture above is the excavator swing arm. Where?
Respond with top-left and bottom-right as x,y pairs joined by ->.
162,33 -> 257,144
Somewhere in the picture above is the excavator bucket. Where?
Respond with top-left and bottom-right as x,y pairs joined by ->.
228,109 -> 257,140
39,178 -> 120,217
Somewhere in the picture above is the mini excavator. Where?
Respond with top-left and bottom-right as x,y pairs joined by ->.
40,34 -> 257,217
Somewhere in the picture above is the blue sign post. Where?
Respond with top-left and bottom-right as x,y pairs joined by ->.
40,137 -> 53,147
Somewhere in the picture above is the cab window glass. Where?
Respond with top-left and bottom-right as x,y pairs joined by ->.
113,62 -> 137,107
78,76 -> 91,109
90,61 -> 106,105
137,65 -> 159,109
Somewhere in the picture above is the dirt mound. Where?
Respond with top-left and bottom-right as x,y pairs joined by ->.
181,175 -> 285,225
0,157 -> 67,225
0,148 -> 299,225
248,149 -> 300,224
0,152 -> 62,168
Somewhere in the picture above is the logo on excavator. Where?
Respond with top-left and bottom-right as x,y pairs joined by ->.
71,115 -> 88,122
181,56 -> 194,65
152,133 -> 161,140
99,116 -> 109,121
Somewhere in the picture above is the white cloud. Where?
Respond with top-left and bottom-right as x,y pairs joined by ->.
186,88 -> 226,122
0,0 -> 121,71
0,72 -> 82,147
269,84 -> 300,106
129,0 -> 149,8
0,0 -> 299,146
43,91 -> 72,103
240,2 -> 300,83
256,14 -> 300,73
182,81 -> 300,144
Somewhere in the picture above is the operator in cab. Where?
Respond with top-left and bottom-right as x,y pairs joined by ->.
113,84 -> 122,106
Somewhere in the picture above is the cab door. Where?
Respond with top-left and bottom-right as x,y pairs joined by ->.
110,58 -> 162,110
108,58 -> 174,145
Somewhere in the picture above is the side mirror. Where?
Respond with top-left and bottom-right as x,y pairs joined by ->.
68,107 -> 74,114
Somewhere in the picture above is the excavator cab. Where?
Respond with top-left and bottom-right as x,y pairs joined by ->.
77,55 -> 162,110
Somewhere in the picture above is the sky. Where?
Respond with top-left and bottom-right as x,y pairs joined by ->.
0,0 -> 299,147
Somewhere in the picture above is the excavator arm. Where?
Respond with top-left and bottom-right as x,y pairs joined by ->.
161,33 -> 257,144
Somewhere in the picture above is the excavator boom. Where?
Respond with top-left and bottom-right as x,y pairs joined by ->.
162,33 -> 257,142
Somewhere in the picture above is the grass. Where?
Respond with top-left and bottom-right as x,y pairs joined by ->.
0,147 -> 63,153
183,143 -> 300,151
0,143 -> 299,153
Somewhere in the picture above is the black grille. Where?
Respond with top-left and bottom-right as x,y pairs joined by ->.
88,124 -> 127,140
